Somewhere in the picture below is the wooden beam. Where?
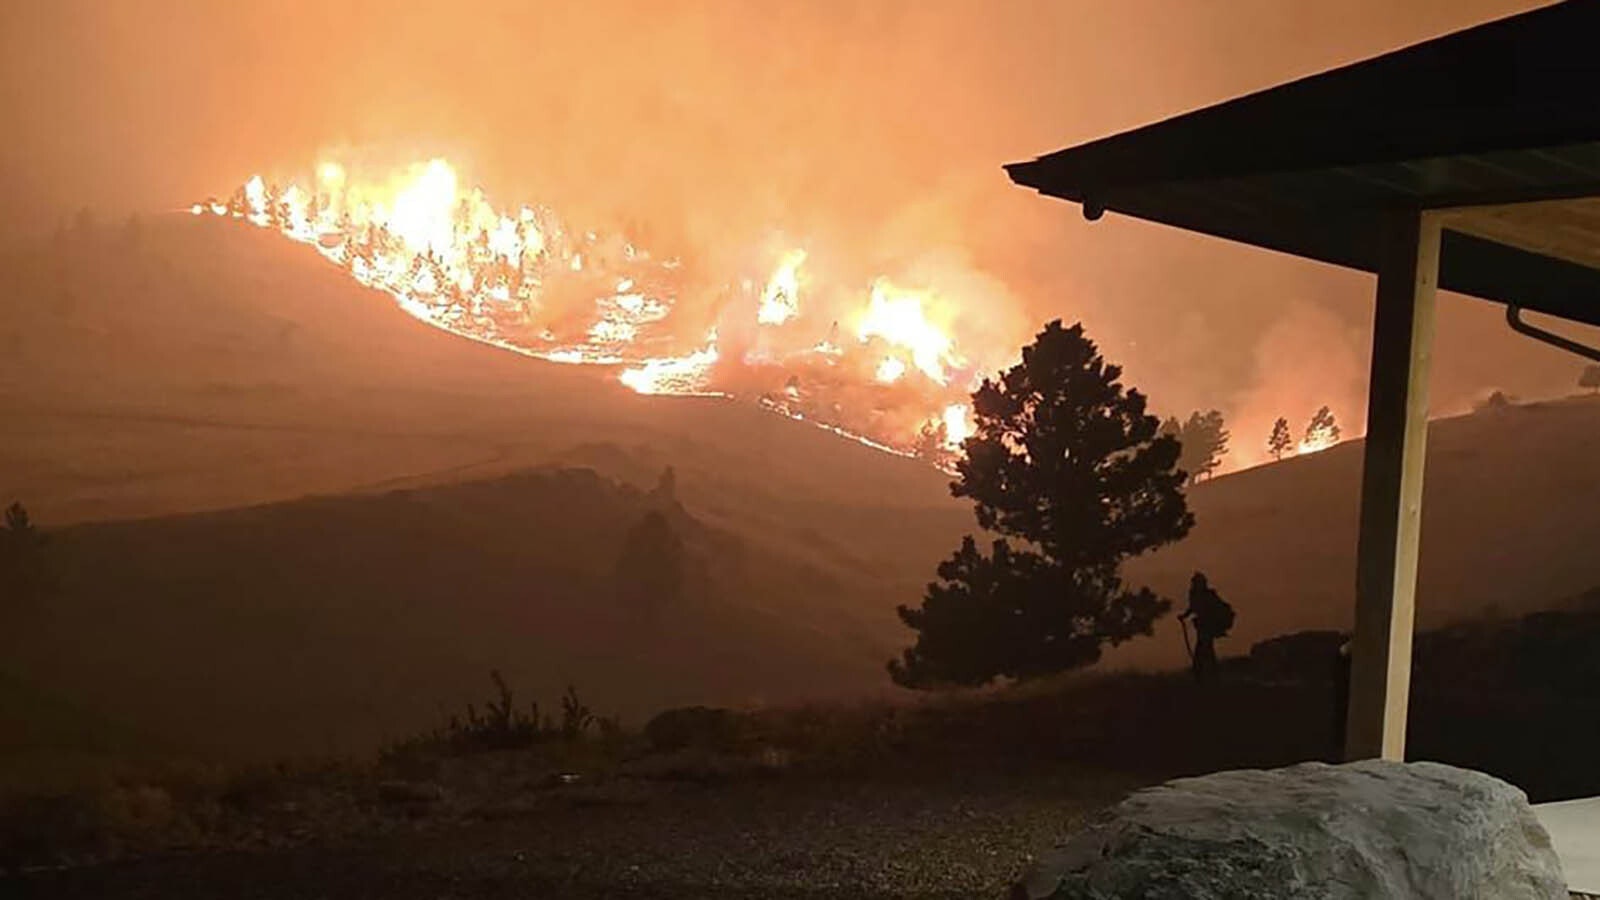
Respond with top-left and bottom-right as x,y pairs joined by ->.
1440,197 -> 1600,272
1344,209 -> 1440,761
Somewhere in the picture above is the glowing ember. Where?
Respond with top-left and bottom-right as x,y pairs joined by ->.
192,157 -> 1014,460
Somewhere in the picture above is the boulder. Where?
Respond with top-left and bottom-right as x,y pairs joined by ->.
1015,760 -> 1566,900
642,705 -> 739,751
1248,629 -> 1346,682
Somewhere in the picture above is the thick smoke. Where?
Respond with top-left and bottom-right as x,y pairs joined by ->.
3,0 -> 1576,470
1226,301 -> 1371,468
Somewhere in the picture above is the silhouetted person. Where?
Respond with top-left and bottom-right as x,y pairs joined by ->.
1179,572 -> 1233,684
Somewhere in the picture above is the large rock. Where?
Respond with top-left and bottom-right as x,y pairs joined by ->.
1248,629 -> 1346,682
643,705 -> 740,752
1016,760 -> 1566,899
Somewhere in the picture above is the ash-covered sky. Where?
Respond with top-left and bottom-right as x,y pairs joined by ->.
2,0 -> 1587,464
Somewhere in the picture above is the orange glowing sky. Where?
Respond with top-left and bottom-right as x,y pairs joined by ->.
1,0 -> 1584,469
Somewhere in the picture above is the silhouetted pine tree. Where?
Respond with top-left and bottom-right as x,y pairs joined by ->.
649,465 -> 678,506
615,510 -> 685,615
1,502 -> 51,608
1163,411 -> 1228,484
1580,365 -> 1600,395
889,321 -> 1192,687
1268,417 -> 1293,461
1179,410 -> 1230,482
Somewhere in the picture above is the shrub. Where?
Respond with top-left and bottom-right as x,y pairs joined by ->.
387,671 -> 608,757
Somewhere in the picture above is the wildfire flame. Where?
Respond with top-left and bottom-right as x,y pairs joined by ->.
193,156 -> 1010,458
855,278 -> 962,385
757,249 -> 805,326
1297,433 -> 1339,455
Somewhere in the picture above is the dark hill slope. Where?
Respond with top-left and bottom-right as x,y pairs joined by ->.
5,466 -> 908,761
1122,394 -> 1600,669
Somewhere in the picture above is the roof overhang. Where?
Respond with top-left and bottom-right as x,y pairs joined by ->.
1007,0 -> 1600,329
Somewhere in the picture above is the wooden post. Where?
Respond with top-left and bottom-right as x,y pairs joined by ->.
1344,210 -> 1440,762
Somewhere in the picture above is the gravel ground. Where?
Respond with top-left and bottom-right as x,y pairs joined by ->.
6,768 -> 1140,899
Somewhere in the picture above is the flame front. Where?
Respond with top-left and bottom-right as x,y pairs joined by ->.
194,157 -> 1015,458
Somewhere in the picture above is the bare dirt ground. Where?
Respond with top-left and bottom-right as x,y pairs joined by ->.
7,767 -> 1137,899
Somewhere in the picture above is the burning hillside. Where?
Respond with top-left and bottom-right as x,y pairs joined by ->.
192,158 -> 1008,457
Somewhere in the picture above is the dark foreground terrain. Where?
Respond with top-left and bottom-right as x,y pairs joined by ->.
10,769 -> 1138,900
8,596 -> 1600,898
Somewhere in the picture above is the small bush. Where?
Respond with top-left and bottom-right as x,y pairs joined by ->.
1474,389 -> 1518,412
560,685 -> 594,741
387,671 -> 609,758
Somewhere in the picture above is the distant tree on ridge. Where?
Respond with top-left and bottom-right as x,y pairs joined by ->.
1580,365 -> 1600,395
1268,417 -> 1293,461
1,502 -> 52,609
1166,410 -> 1230,483
1304,405 -> 1342,448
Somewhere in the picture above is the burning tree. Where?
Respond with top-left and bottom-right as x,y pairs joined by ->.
1268,417 -> 1293,461
226,186 -> 250,218
889,321 -> 1193,687
1303,405 -> 1342,450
